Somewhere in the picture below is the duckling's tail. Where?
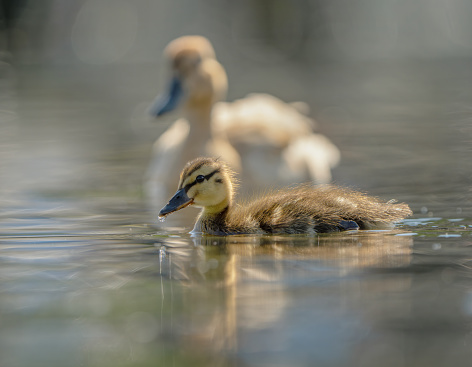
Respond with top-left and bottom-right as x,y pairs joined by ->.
357,202 -> 412,230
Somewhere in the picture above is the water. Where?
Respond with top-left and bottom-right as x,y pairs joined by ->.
1,60 -> 472,367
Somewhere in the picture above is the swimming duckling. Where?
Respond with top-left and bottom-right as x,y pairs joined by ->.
158,157 -> 412,235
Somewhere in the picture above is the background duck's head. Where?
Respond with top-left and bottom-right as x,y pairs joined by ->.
150,36 -> 228,118
159,157 -> 236,218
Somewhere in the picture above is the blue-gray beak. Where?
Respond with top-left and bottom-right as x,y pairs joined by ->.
158,188 -> 193,218
149,76 -> 183,117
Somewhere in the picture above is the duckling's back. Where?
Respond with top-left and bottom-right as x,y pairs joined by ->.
230,185 -> 412,234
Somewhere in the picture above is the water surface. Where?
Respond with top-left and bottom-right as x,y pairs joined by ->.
1,61 -> 471,367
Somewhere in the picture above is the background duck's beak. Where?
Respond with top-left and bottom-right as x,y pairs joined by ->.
158,188 -> 193,217
149,76 -> 183,117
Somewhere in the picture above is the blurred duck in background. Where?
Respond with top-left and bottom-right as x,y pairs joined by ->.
145,35 -> 340,213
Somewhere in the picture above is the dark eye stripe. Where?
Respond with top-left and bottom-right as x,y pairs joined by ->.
183,169 -> 220,193
204,169 -> 219,181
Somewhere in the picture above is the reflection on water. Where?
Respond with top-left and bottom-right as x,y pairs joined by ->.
3,210 -> 472,366
183,232 -> 414,361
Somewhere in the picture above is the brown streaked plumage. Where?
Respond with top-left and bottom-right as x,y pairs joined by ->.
159,157 -> 412,235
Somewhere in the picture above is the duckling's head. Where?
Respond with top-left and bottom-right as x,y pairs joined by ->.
158,157 -> 236,218
150,36 -> 228,117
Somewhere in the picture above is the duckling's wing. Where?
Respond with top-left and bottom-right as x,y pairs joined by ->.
307,186 -> 412,230
233,190 -> 323,234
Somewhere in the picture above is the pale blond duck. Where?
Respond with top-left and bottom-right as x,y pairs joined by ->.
145,35 -> 340,210
158,157 -> 412,235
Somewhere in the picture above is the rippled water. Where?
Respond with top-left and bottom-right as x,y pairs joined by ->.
1,61 -> 471,366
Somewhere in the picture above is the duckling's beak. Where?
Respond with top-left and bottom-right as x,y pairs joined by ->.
158,188 -> 194,218
149,76 -> 183,117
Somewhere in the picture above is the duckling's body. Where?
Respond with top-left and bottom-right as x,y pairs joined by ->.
158,157 -> 412,235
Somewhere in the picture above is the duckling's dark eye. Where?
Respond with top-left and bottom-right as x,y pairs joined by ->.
195,175 -> 205,183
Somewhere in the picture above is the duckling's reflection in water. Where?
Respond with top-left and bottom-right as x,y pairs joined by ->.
194,232 -> 413,273
160,232 -> 413,355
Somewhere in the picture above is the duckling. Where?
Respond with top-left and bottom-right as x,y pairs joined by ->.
158,157 -> 412,235
145,35 -> 340,211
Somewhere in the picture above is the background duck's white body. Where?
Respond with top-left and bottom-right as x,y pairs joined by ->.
212,93 -> 340,189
